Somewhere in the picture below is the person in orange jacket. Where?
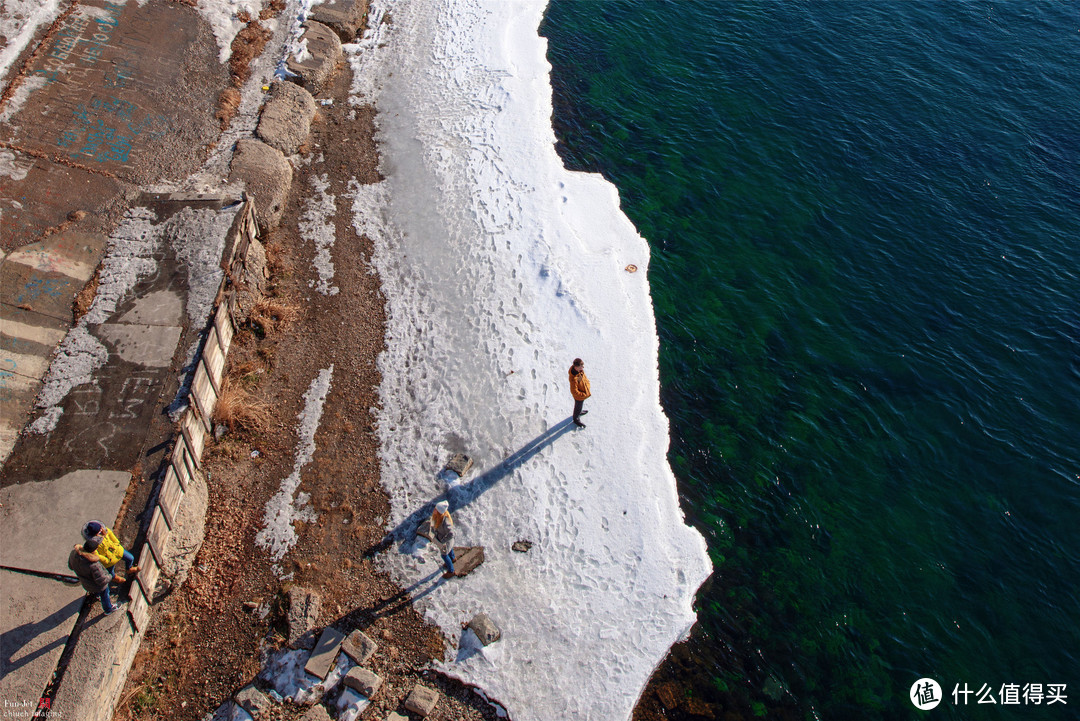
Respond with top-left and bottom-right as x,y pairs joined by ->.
569,358 -> 591,428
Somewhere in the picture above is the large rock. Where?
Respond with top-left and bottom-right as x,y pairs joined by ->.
466,613 -> 500,646
403,685 -> 438,717
309,0 -> 370,42
257,82 -> 317,156
287,587 -> 322,649
229,139 -> 292,229
301,706 -> 332,721
451,545 -> 485,577
234,684 -> 272,718
286,21 -> 342,95
343,667 -> 382,698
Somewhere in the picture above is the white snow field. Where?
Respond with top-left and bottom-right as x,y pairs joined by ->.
346,0 -> 712,719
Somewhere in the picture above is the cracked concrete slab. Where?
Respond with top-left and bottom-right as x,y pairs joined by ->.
97,323 -> 182,367
0,470 -> 130,575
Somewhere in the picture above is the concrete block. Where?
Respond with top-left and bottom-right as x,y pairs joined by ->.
340,629 -> 377,665
451,546 -> 485,577
286,21 -> 343,95
288,587 -> 322,649
257,81 -> 317,156
0,263 -> 83,320
403,685 -> 438,716
234,684 -> 272,718
466,613 -> 501,646
0,372 -> 40,447
0,470 -> 129,575
342,667 -> 382,698
229,139 -> 292,229
0,348 -> 49,380
309,0 -> 370,42
304,626 -> 346,680
4,232 -> 104,282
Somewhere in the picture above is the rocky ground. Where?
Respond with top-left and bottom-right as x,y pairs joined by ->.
114,62 -> 496,721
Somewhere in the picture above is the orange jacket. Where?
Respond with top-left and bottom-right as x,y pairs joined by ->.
569,366 -> 591,401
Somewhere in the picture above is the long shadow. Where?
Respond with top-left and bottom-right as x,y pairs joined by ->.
0,595 -> 84,677
366,418 -> 577,556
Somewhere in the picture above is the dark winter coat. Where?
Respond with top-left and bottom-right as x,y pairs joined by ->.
68,545 -> 111,593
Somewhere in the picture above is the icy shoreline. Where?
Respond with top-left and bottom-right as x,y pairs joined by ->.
347,0 -> 712,718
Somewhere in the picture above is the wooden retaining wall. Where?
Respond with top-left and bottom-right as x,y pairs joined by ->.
127,197 -> 255,632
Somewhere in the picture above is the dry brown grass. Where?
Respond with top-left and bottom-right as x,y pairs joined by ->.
260,0 -> 285,20
250,297 -> 298,335
263,239 -> 289,277
212,377 -> 270,434
72,264 -> 102,322
228,20 -> 272,87
215,87 -> 241,129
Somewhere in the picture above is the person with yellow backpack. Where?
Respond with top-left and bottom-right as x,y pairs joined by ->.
82,520 -> 139,581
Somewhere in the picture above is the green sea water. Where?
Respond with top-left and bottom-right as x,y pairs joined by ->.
541,2 -> 1080,719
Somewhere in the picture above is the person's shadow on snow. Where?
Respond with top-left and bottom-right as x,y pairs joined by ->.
366,418 -> 576,556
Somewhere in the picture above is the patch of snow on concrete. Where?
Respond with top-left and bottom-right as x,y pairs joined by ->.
0,0 -> 61,83
275,0 -> 322,79
255,366 -> 334,561
195,0 -> 263,65
28,326 -> 108,434
167,206 -> 233,324
0,75 -> 46,124
300,174 -> 340,296
82,207 -> 162,325
0,149 -> 33,181
292,37 -> 311,63
28,204 -> 165,432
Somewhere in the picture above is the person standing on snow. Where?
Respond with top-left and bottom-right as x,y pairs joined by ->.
431,500 -> 456,579
569,357 -> 591,428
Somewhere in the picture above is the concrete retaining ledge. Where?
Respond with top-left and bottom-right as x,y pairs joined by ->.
309,0 -> 371,42
286,21 -> 343,95
257,81 -> 318,156
229,139 -> 293,229
47,200 -> 266,721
